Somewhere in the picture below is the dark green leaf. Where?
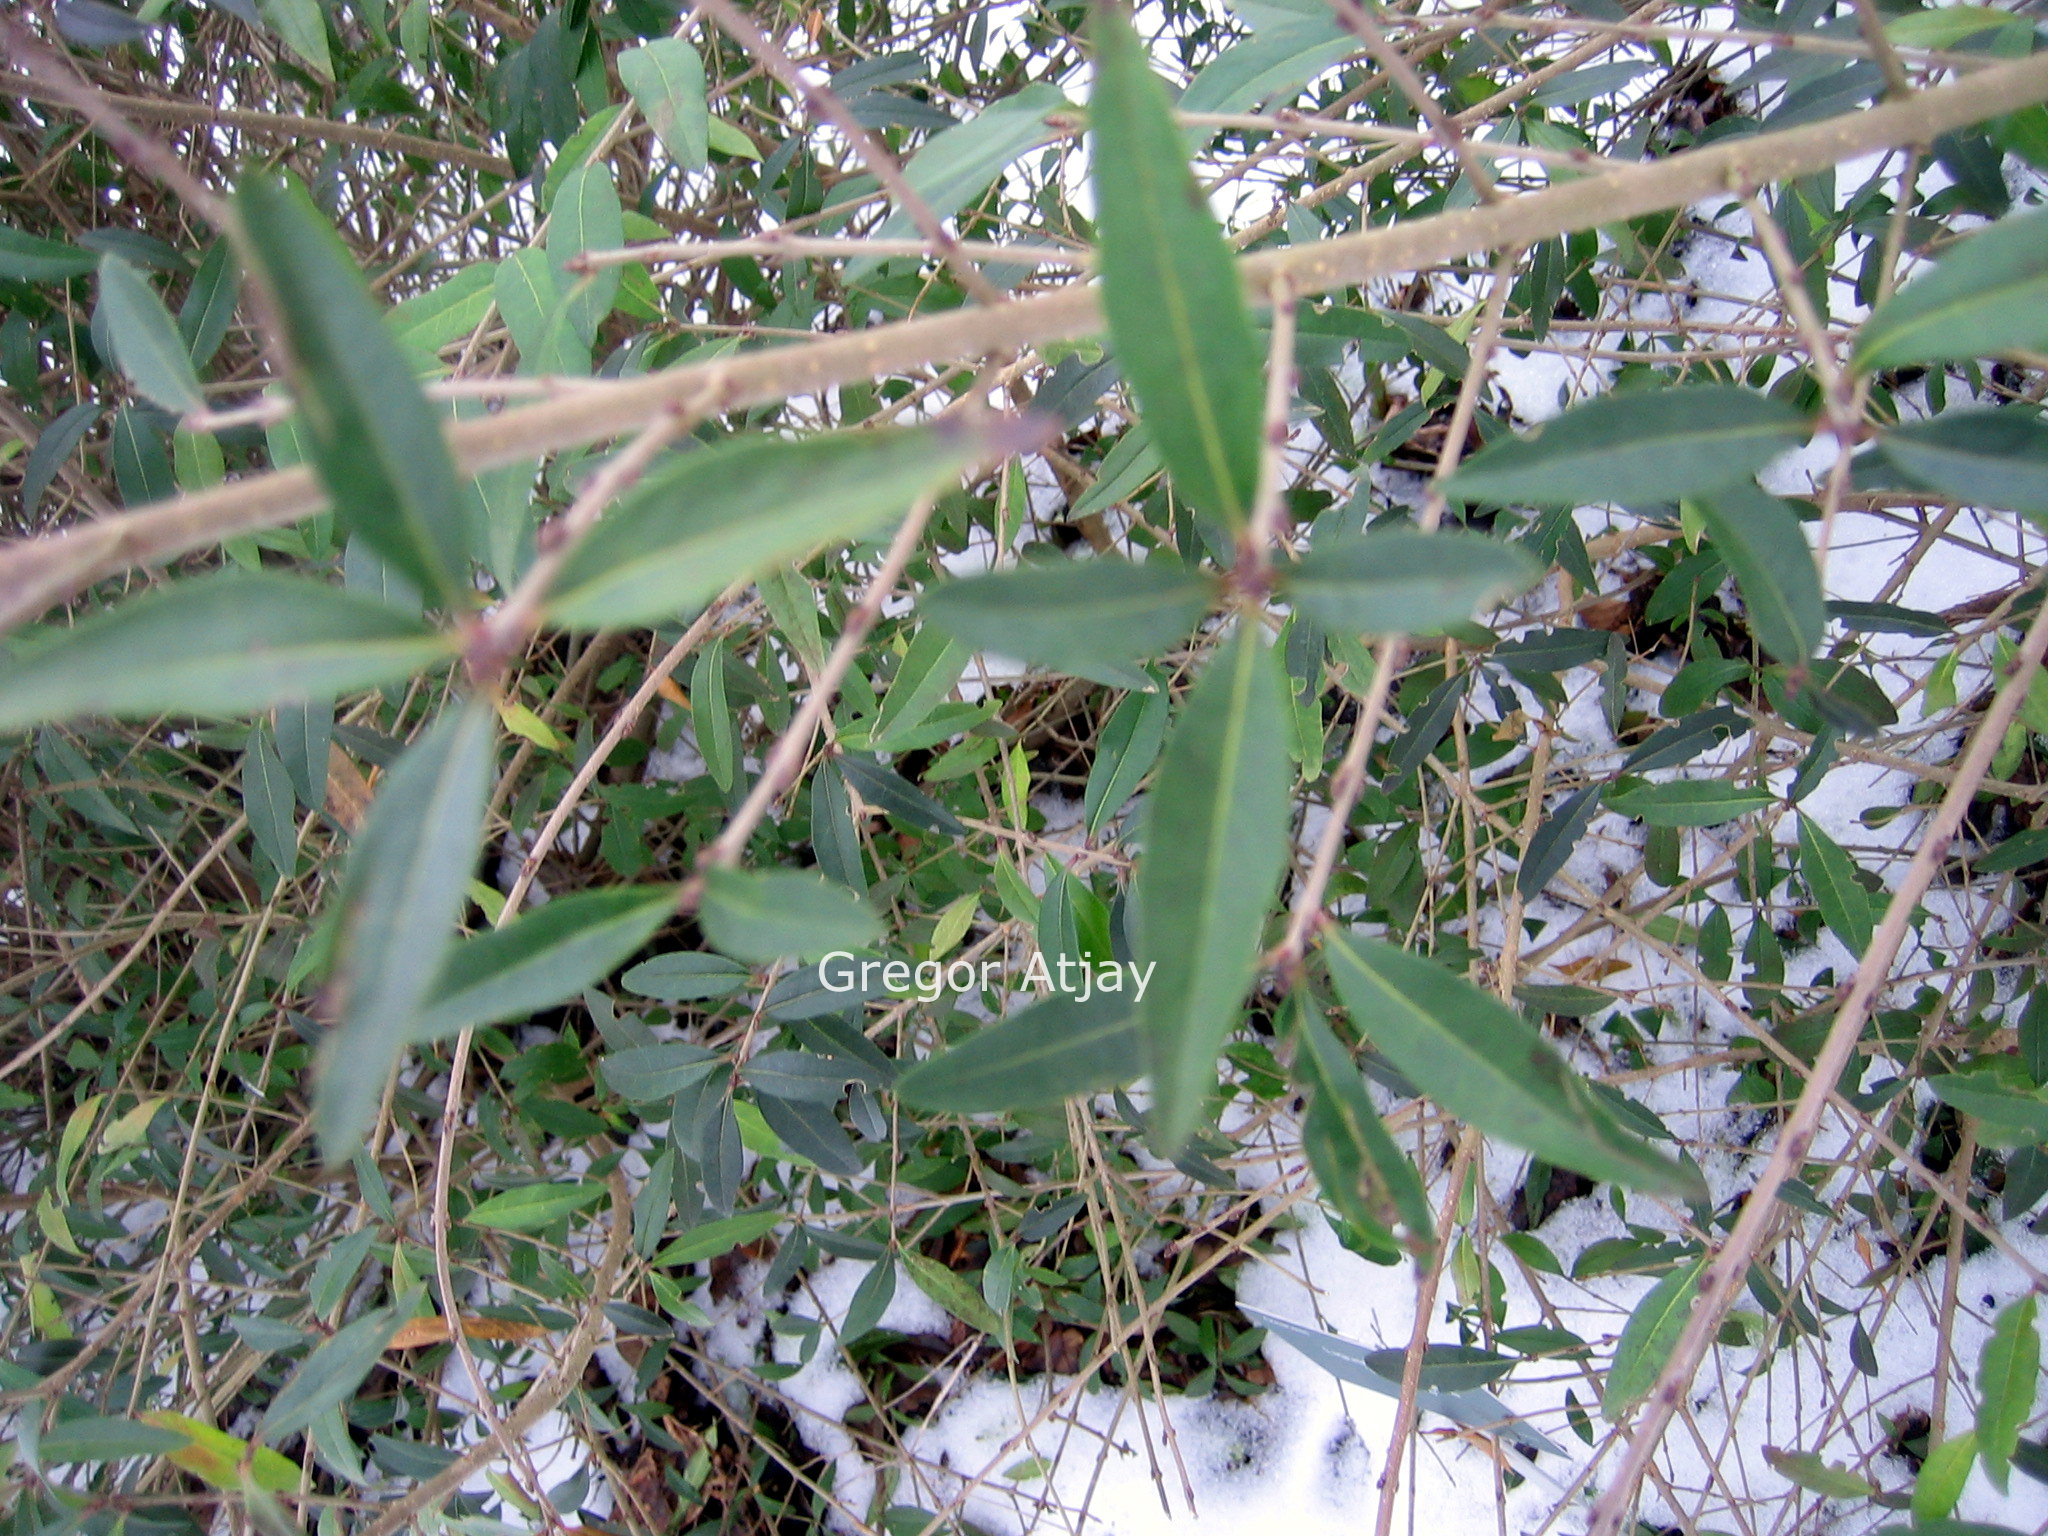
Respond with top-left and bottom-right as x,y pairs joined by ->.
1877,409 -> 2048,515
39,1416 -> 188,1464
896,992 -> 1142,1112
259,1308 -> 401,1444
1517,784 -> 1602,898
1442,387 -> 1809,507
1927,1075 -> 2048,1141
700,867 -> 882,963
1135,625 -> 1293,1153
22,400 -> 102,520
1286,530 -> 1541,635
242,725 -> 298,878
621,951 -> 751,1001
0,224 -> 97,281
411,886 -> 677,1041
1324,933 -> 1705,1199
836,752 -> 969,839
654,1209 -> 782,1266
237,172 -> 473,607
99,255 -> 204,416
1605,778 -> 1777,827
1360,1344 -> 1512,1393
1084,684 -> 1169,836
1091,5 -> 1264,532
919,559 -> 1213,685
867,623 -> 968,752
1797,815 -> 1874,954
1290,996 -> 1434,1248
547,424 -> 998,629
1856,208 -> 2048,372
0,572 -> 451,734
1690,482 -> 1825,663
179,239 -> 240,369
600,1042 -> 720,1101
316,698 -> 495,1163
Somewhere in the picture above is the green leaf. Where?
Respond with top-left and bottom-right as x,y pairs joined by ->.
601,1042 -> 720,1101
0,223 -> 96,282
410,886 -> 678,1042
1978,1294 -> 2040,1490
1441,386 -> 1809,507
868,624 -> 968,753
259,1308 -> 400,1444
1877,409 -> 2048,516
1604,1257 -> 1705,1419
694,642 -> 735,792
0,572 -> 451,734
387,263 -> 497,367
1091,4 -> 1265,532
1290,997 -> 1435,1249
901,1251 -> 1004,1336
465,1181 -> 606,1232
1797,815 -> 1874,954
622,958 -> 761,1003
1761,1446 -> 1875,1500
619,38 -> 709,170
180,240 -> 240,369
1284,529 -> 1541,635
495,248 -> 585,377
546,424 -> 997,630
256,0 -> 334,79
39,1415 -> 188,1464
1084,684 -> 1169,836
1856,208 -> 2048,372
315,698 -> 495,1164
1359,1344 -> 1513,1394
237,172 -> 473,608
242,725 -> 298,879
705,115 -> 760,160
1135,624 -> 1293,1153
654,1208 -> 782,1266
1929,1074 -> 2048,1141
1689,482 -> 1825,663
919,559 -> 1212,686
1605,778 -> 1777,827
1913,1432 -> 1978,1523
857,82 -> 1067,266
98,256 -> 204,416
700,868 -> 882,963
896,992 -> 1142,1112
1875,1525 -> 2030,1536
1517,784 -> 1601,897
548,160 -> 623,347
1324,933 -> 1705,1199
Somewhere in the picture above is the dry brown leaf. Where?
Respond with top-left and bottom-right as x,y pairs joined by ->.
386,1314 -> 553,1350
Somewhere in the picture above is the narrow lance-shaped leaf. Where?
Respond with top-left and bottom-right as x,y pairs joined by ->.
1797,814 -> 1874,954
260,1307 -> 401,1444
1688,482 -> 1825,664
546,421 -> 1022,629
896,992 -> 1144,1113
1856,207 -> 2048,373
619,38 -> 709,171
1135,623 -> 1293,1153
99,255 -> 205,416
0,572 -> 453,734
316,698 -> 495,1163
410,885 -> 679,1042
921,559 -> 1214,687
1284,529 -> 1542,636
1978,1294 -> 2040,1490
1323,932 -> 1706,1199
1090,4 -> 1265,532
1085,683 -> 1169,836
1289,996 -> 1435,1251
1441,386 -> 1810,508
237,172 -> 474,608
1604,1257 -> 1705,1419
548,160 -> 623,348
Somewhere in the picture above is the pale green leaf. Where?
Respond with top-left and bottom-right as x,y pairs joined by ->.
99,255 -> 205,416
896,992 -> 1142,1112
920,559 -> 1213,686
1604,1258 -> 1705,1418
1857,209 -> 2048,372
700,868 -> 881,963
1285,529 -> 1541,635
619,38 -> 709,170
